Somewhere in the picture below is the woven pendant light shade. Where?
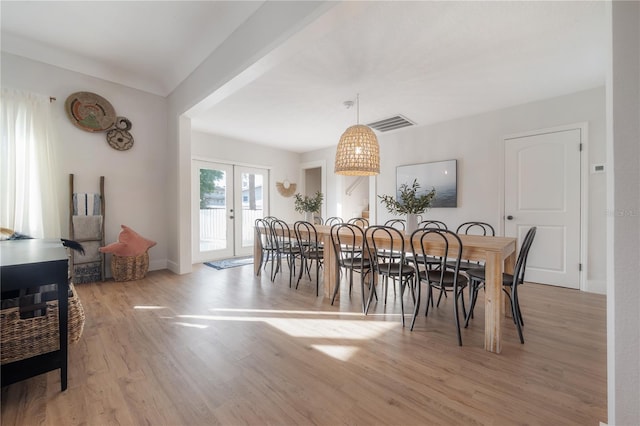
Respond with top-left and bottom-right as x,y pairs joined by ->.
334,124 -> 380,176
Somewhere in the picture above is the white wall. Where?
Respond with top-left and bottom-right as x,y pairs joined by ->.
341,176 -> 369,221
191,131 -> 301,223
305,167 -> 321,196
606,2 -> 640,424
302,87 -> 606,293
1,53 -> 169,273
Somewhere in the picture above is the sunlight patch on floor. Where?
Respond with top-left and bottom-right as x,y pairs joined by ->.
210,308 -> 362,316
176,315 -> 397,339
173,321 -> 209,329
209,308 -> 402,318
311,345 -> 360,361
134,305 -> 167,310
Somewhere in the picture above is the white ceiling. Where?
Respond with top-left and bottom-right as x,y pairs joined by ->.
1,1 -> 607,153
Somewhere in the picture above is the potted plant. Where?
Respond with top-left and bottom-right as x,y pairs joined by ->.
294,191 -> 324,222
378,179 -> 436,232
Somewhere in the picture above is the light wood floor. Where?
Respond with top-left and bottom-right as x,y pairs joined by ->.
2,263 -> 607,425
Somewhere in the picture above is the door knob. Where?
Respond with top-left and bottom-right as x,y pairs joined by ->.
229,216 -> 234,219
506,215 -> 514,220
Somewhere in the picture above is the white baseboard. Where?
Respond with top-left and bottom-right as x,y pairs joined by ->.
149,259 -> 168,271
166,259 -> 179,274
584,279 -> 607,294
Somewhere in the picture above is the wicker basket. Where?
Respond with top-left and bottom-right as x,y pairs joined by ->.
111,251 -> 149,282
1,283 -> 85,365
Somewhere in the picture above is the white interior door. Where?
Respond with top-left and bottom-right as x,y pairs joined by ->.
233,166 -> 269,257
504,128 -> 582,288
193,161 -> 234,262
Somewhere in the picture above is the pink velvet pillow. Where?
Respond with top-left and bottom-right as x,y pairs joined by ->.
99,225 -> 156,256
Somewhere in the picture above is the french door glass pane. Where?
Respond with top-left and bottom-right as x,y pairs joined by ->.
199,168 -> 227,252
240,171 -> 263,248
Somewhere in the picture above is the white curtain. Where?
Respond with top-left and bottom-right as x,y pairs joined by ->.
1,88 -> 61,238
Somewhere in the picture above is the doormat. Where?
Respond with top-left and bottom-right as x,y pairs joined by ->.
204,256 -> 253,270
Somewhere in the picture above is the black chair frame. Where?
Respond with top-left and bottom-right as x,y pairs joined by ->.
410,228 -> 468,346
464,226 -> 537,344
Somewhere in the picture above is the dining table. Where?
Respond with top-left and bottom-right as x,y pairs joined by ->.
254,224 -> 517,354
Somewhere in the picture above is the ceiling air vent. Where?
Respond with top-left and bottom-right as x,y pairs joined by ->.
366,115 -> 415,132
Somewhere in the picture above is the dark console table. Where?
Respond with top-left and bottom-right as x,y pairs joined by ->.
1,239 -> 69,391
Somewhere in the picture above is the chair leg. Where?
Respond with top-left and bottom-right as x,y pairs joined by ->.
399,276 -> 406,327
454,289 -> 463,346
464,279 -> 481,328
511,292 -> 525,344
271,252 -> 280,282
315,259 -> 320,297
410,280 -> 422,331
295,256 -> 303,289
287,255 -> 294,288
425,285 -> 433,317
360,272 -> 366,313
459,288 -> 467,320
436,288 -> 445,307
331,269 -> 341,305
383,276 -> 389,305
257,251 -> 264,276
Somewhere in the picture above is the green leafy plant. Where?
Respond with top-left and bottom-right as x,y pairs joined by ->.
378,179 -> 436,215
294,191 -> 324,213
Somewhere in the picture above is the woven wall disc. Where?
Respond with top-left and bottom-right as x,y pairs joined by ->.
106,128 -> 134,151
115,116 -> 132,131
65,92 -> 116,132
276,181 -> 297,197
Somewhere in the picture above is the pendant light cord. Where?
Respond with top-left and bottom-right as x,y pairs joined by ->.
356,93 -> 360,124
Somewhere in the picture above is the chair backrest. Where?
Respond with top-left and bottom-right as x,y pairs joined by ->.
513,227 -> 537,286
456,221 -> 495,236
313,216 -> 324,225
366,226 -> 409,275
348,217 -> 369,228
331,223 -> 368,268
325,216 -> 343,227
255,218 -> 272,249
294,220 -> 320,254
263,216 -> 278,223
410,228 -> 463,281
418,220 -> 448,230
270,219 -> 295,251
384,219 -> 406,231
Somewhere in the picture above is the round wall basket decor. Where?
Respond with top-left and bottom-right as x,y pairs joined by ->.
65,91 -> 116,132
106,117 -> 134,151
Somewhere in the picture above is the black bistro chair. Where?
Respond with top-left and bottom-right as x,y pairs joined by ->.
464,226 -> 537,344
254,218 -> 276,275
324,217 -> 343,227
294,220 -> 324,296
365,226 -> 416,326
347,217 -> 369,228
410,228 -> 468,346
270,219 -> 303,287
448,221 -> 495,271
330,223 -> 375,313
406,220 -> 448,270
418,220 -> 448,230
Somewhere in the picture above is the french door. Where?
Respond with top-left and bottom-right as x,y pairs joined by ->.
192,160 -> 269,263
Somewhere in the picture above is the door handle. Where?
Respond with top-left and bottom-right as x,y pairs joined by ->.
506,215 -> 514,220
229,216 -> 234,220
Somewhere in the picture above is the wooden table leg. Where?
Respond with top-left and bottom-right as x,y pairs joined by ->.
484,251 -> 503,354
254,228 -> 262,276
323,235 -> 336,299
